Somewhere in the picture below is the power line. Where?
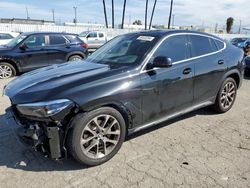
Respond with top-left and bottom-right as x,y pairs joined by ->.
52,9 -> 55,23
25,6 -> 30,20
121,0 -> 127,29
111,0 -> 114,28
149,0 -> 157,30
73,6 -> 77,26
145,0 -> 149,30
102,0 -> 108,28
168,0 -> 173,29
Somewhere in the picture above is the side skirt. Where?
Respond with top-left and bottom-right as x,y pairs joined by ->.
127,101 -> 214,135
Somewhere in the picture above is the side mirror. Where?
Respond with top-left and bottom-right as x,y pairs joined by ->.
153,56 -> 172,68
19,43 -> 27,50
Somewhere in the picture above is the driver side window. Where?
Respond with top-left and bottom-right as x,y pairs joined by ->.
24,35 -> 46,48
153,35 -> 188,63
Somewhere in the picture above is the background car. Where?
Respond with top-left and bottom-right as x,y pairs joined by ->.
0,32 -> 88,79
0,32 -> 20,45
78,31 -> 110,52
230,37 -> 248,47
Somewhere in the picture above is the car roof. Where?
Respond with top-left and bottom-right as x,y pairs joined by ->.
20,32 -> 78,36
124,29 -> 224,41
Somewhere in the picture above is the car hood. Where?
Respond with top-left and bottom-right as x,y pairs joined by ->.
4,61 -> 131,104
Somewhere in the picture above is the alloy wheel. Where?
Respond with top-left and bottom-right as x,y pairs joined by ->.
220,81 -> 236,109
80,114 -> 121,159
0,65 -> 13,79
70,57 -> 82,61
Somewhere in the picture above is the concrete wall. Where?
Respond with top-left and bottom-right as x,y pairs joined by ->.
0,23 -> 249,41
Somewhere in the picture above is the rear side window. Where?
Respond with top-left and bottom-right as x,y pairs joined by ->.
49,35 -> 67,45
189,35 -> 215,57
0,33 -> 13,39
153,35 -> 188,62
214,39 -> 225,50
65,35 -> 82,43
209,38 -> 218,51
99,33 -> 104,38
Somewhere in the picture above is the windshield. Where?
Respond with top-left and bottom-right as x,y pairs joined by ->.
6,34 -> 27,48
79,31 -> 89,37
86,34 -> 159,65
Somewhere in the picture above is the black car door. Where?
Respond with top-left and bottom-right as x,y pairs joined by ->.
140,34 -> 194,125
46,34 -> 69,65
16,34 -> 49,72
188,34 -> 227,105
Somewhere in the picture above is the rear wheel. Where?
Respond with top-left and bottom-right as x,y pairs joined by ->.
0,62 -> 16,79
211,77 -> 237,113
68,107 -> 126,166
68,55 -> 84,61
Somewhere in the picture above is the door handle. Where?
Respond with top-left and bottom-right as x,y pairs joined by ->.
183,68 -> 192,75
218,60 -> 224,65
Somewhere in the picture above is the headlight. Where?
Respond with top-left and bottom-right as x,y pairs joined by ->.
16,99 -> 74,118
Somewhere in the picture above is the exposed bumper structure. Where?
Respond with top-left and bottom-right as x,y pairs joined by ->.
5,107 -> 66,160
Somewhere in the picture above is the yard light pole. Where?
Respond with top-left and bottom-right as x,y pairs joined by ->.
149,0 -> 157,30
168,0 -> 173,29
73,6 -> 77,26
52,9 -> 55,23
145,0 -> 149,30
102,0 -> 108,28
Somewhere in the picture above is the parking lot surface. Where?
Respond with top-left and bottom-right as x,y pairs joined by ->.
1,76 -> 250,188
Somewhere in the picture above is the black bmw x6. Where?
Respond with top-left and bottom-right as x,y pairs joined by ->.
4,30 -> 244,166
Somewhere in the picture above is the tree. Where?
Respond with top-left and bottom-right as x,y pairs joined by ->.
226,17 -> 234,33
133,20 -> 142,25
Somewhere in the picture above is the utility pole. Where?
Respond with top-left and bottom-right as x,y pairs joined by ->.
172,14 -> 175,29
238,20 -> 242,34
73,6 -> 77,26
168,0 -> 173,29
111,0 -> 114,28
145,0 -> 149,30
215,23 -> 218,33
149,0 -> 157,30
25,6 -> 30,20
121,0 -> 127,29
52,9 -> 55,23
102,0 -> 108,28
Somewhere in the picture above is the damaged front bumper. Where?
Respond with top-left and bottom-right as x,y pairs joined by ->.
5,107 -> 68,160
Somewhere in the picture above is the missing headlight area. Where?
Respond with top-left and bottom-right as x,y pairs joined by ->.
5,102 -> 76,160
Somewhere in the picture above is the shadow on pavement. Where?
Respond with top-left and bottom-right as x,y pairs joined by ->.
0,107 -> 216,172
127,107 -> 216,141
244,73 -> 250,80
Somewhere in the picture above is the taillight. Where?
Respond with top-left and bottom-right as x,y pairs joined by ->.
82,43 -> 88,49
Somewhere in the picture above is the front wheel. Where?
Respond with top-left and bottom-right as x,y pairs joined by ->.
0,62 -> 16,79
211,77 -> 237,113
68,107 -> 126,166
68,55 -> 84,61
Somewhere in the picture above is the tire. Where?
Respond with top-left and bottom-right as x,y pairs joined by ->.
68,55 -> 84,61
68,107 -> 126,166
211,77 -> 237,113
0,62 -> 16,79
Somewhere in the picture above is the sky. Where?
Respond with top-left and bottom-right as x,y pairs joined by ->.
0,0 -> 249,30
